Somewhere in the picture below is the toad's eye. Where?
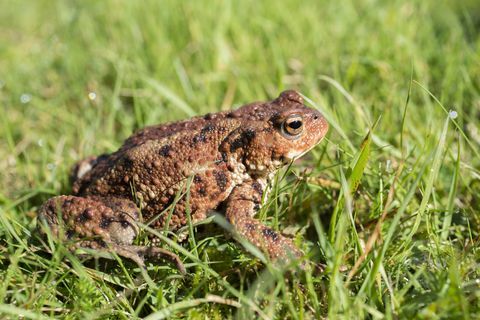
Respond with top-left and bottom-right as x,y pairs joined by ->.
282,115 -> 304,137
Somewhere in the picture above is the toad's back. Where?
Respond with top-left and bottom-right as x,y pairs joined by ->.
72,113 -> 245,229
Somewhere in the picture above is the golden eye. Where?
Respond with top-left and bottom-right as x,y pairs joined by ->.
283,115 -> 304,136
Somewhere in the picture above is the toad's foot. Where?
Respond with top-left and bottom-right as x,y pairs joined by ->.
118,245 -> 186,275
37,195 -> 186,274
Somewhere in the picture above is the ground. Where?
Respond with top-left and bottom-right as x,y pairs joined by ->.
0,0 -> 479,319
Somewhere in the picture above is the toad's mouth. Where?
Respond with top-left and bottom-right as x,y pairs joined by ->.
247,140 -> 324,176
286,141 -> 322,162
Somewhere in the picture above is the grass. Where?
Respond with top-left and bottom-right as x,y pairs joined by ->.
1,0 -> 480,318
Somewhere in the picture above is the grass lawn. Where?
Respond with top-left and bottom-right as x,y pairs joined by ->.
1,0 -> 480,318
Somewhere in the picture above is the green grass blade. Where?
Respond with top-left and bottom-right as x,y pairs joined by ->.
407,116 -> 449,240
359,160 -> 428,296
145,78 -> 196,117
441,136 -> 461,240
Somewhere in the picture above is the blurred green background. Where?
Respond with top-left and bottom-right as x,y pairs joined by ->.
1,0 -> 479,192
0,0 -> 479,318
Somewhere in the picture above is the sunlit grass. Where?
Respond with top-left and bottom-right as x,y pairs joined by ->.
0,0 -> 479,318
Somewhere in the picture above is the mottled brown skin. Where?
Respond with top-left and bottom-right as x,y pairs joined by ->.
37,90 -> 329,273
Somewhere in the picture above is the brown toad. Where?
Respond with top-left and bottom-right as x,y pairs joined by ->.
37,90 -> 329,273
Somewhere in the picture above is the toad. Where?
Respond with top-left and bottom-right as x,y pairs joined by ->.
37,90 -> 329,273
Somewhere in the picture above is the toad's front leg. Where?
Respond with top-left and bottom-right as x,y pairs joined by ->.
224,180 -> 303,265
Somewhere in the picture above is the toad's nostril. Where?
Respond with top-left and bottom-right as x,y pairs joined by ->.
313,115 -> 319,120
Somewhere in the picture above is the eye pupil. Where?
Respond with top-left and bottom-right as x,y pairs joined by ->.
288,120 -> 302,129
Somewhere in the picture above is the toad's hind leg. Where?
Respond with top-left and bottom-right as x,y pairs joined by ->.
37,195 -> 186,274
